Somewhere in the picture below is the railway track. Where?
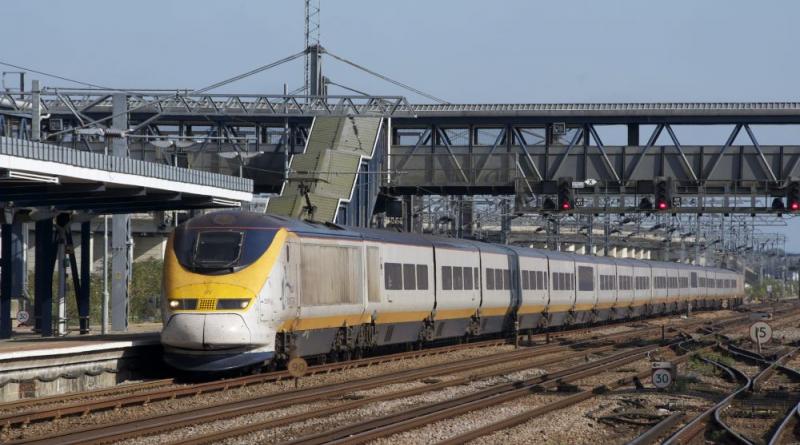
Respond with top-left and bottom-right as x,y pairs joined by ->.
2,308 -> 788,445
6,319 -> 699,445
0,315 -> 663,419
629,342 -> 800,445
0,311 -> 721,431
286,336 -> 709,445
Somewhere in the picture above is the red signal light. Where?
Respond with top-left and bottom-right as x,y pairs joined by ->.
561,201 -> 571,210
657,200 -> 668,210
791,201 -> 800,211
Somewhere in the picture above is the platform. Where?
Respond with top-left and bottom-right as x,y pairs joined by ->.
0,326 -> 163,402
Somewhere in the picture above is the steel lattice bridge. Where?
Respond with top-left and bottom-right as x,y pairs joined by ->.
3,89 -> 800,215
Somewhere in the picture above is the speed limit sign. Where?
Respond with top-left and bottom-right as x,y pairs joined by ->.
16,311 -> 29,324
750,321 -> 772,344
651,361 -> 675,389
652,368 -> 673,389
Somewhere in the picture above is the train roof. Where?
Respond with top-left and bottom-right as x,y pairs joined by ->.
189,211 -> 739,273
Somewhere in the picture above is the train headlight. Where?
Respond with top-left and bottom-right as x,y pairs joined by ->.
167,299 -> 198,310
216,299 -> 251,310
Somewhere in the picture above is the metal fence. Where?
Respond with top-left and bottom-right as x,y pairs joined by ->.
0,136 -> 253,193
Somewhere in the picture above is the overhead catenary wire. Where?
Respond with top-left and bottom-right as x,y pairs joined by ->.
325,49 -> 449,104
325,79 -> 370,96
0,59 -> 120,91
193,50 -> 307,94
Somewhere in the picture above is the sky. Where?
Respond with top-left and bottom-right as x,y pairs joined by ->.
2,0 -> 799,250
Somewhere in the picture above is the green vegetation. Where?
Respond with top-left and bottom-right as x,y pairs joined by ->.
747,277 -> 798,302
24,258 -> 164,330
687,352 -> 734,376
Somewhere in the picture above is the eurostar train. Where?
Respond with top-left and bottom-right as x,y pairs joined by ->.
161,211 -> 744,372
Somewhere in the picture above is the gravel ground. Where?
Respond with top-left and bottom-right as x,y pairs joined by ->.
128,367 -> 552,445
0,309 -> 754,444
1,344 -> 517,442
469,392 -> 710,445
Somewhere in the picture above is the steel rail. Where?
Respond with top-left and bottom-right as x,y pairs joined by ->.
0,337 -> 511,429
624,412 -> 686,445
767,402 -> 800,445
167,342 -> 630,445
434,315 -> 773,445
282,338 -> 709,445
0,313 -> 705,430
8,329 -> 665,445
663,346 -> 800,445
436,353 -> 706,445
4,311 -> 778,444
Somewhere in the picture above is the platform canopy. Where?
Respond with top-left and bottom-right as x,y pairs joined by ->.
0,136 -> 252,216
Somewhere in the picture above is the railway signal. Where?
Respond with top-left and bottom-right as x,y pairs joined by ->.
787,180 -> 800,211
557,177 -> 574,211
653,177 -> 673,211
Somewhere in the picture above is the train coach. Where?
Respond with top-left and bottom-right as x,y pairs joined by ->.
160,211 -> 744,372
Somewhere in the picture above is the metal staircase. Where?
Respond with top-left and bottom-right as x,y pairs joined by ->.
266,116 -> 384,225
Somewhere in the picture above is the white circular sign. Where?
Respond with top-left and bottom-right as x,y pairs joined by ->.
652,368 -> 673,388
287,357 -> 308,378
750,321 -> 773,344
16,310 -> 29,324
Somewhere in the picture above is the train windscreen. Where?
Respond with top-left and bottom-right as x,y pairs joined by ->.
173,224 -> 278,274
193,231 -> 243,268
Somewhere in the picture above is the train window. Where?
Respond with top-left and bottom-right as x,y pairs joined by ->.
717,279 -> 723,288
522,270 -> 530,290
530,271 -> 538,290
551,273 -> 559,290
558,273 -> 566,291
464,267 -> 473,290
503,270 -> 511,290
495,269 -> 504,291
453,267 -> 464,290
474,268 -> 480,289
699,277 -> 705,287
417,265 -> 429,290
486,268 -> 495,290
542,271 -> 548,290
367,248 -> 380,302
691,273 -> 698,288
578,266 -> 594,291
384,263 -> 403,290
403,264 -> 417,290
442,266 -> 453,290
193,231 -> 243,268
